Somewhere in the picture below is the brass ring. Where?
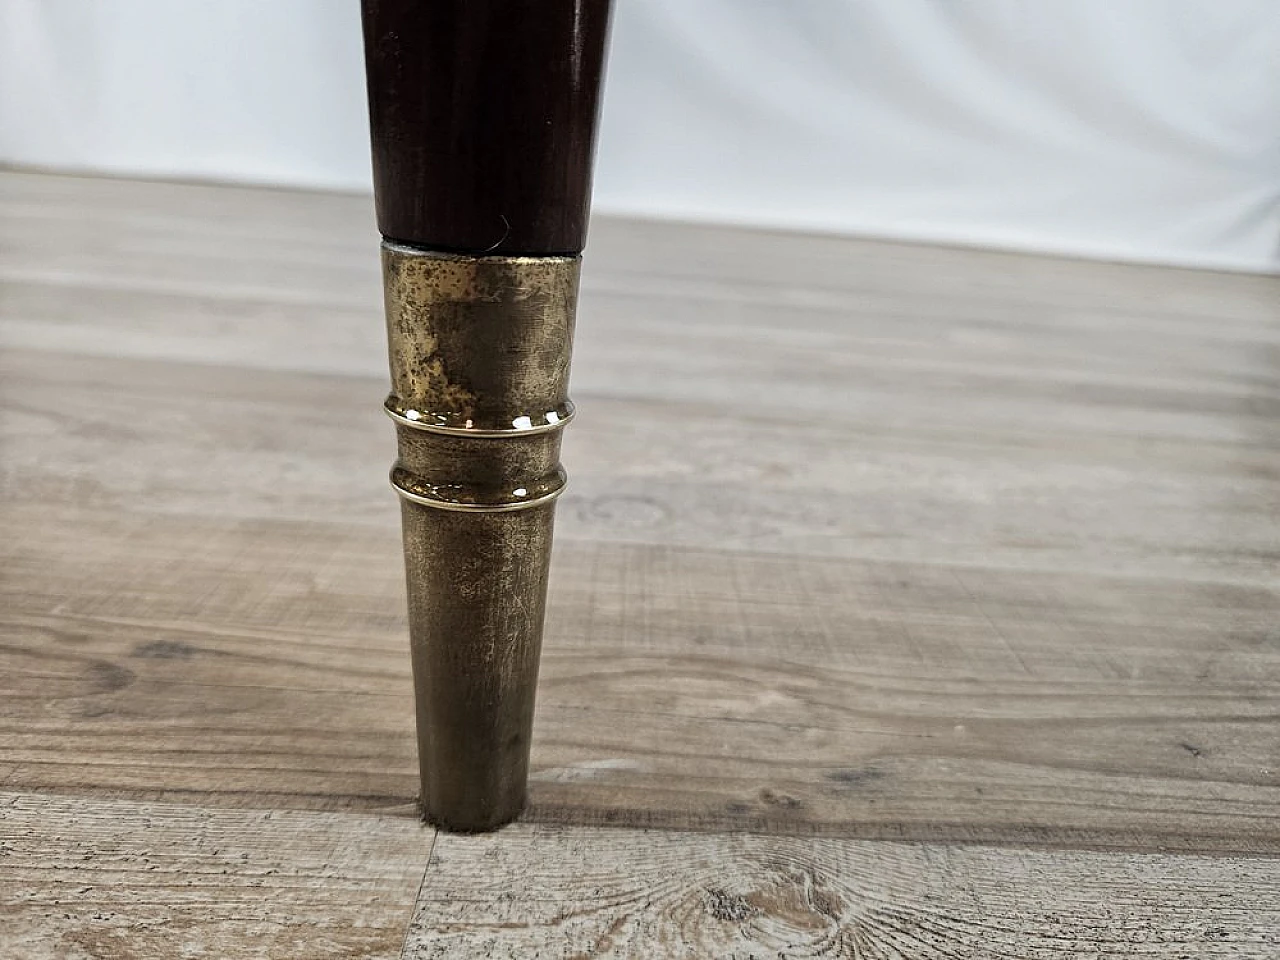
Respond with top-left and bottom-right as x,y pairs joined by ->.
391,485 -> 564,513
389,466 -> 567,513
383,396 -> 575,437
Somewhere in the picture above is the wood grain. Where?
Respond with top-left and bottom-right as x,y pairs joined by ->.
1,496 -> 1277,849
405,824 -> 1280,958
360,0 -> 611,253
2,172 -> 1278,858
0,791 -> 434,959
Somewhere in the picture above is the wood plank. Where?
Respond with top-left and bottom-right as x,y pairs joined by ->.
4,170 -> 1278,586
0,791 -> 433,960
7,171 -> 1280,318
0,506 -> 417,809
2,501 -> 1276,851
404,824 -> 1280,958
2,171 -> 1278,853
4,340 -> 1277,586
6,170 -> 1279,378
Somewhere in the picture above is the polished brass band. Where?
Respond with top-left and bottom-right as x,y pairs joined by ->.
389,463 -> 566,513
382,243 -> 579,513
385,396 -> 575,437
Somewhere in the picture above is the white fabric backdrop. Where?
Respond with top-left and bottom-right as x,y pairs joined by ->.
3,0 -> 1278,272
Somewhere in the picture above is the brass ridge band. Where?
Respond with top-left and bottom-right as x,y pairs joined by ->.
384,395 -> 575,437
381,243 -> 579,514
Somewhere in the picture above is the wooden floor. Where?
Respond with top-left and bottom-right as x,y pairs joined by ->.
1,170 -> 1278,957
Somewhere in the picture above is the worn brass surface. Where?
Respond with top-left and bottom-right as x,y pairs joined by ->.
381,244 -> 578,831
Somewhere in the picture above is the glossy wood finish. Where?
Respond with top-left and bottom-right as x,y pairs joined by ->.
360,0 -> 612,254
2,172 -> 1279,954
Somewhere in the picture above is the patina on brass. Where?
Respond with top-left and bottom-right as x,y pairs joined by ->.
381,242 -> 579,831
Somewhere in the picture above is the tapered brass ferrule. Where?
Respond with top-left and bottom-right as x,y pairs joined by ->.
381,242 -> 578,832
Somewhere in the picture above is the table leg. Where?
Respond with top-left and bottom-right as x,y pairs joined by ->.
360,0 -> 612,831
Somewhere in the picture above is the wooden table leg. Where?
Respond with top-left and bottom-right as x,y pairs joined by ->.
360,1 -> 612,832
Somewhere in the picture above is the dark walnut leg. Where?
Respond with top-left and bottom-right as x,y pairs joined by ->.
360,1 -> 612,832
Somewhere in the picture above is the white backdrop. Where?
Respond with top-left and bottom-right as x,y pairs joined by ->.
3,0 -> 1279,272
